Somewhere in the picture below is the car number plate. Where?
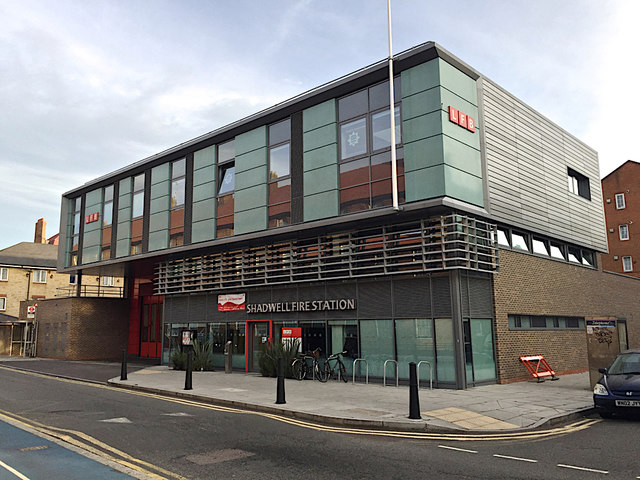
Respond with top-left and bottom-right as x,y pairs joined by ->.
615,400 -> 640,407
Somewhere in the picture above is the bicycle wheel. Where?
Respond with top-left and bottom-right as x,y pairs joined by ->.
338,360 -> 348,383
315,362 -> 328,382
291,359 -> 305,381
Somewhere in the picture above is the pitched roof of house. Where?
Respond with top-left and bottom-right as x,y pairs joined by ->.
0,242 -> 58,269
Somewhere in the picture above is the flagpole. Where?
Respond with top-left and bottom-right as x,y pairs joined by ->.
387,0 -> 399,211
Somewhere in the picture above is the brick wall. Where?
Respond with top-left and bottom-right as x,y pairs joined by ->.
494,249 -> 640,383
601,161 -> 640,277
35,297 -> 129,360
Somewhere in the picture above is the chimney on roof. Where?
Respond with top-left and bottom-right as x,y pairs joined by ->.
34,218 -> 46,244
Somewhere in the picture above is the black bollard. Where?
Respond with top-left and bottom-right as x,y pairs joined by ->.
408,362 -> 421,419
275,357 -> 286,404
120,349 -> 128,381
185,350 -> 193,390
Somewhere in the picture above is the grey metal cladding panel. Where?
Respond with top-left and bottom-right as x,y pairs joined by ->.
189,294 -> 207,322
358,280 -> 392,319
482,77 -> 605,250
431,275 -> 452,318
392,277 -> 432,318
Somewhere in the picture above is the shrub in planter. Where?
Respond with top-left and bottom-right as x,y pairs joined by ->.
192,338 -> 215,371
170,349 -> 187,370
258,339 -> 300,378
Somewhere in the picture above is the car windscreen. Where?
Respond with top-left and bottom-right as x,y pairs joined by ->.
608,353 -> 640,375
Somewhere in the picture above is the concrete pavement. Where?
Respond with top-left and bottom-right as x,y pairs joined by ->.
107,365 -> 594,433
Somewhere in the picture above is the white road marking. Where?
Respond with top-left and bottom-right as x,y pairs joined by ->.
162,413 -> 193,417
438,445 -> 478,454
99,417 -> 132,424
493,454 -> 538,463
558,464 -> 608,474
0,459 -> 31,480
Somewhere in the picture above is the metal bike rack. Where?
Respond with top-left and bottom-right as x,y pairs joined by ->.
383,359 -> 398,387
417,360 -> 433,390
352,358 -> 369,384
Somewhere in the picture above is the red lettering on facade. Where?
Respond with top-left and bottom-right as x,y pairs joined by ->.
467,116 -> 475,133
448,106 -> 458,123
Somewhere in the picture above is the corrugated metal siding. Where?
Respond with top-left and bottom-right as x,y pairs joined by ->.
481,79 -> 607,251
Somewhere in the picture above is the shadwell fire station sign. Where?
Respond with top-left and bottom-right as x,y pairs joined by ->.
218,294 -> 356,314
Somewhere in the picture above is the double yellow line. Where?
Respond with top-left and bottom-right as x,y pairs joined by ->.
0,364 -> 600,476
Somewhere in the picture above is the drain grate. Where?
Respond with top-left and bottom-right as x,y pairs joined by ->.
186,449 -> 255,465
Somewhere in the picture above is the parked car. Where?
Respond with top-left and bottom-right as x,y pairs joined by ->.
593,349 -> 640,418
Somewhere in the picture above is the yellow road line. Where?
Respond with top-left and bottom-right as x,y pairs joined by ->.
0,365 -> 599,442
0,410 -> 180,480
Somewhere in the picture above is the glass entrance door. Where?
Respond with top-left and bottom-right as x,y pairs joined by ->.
140,296 -> 163,358
246,321 -> 271,372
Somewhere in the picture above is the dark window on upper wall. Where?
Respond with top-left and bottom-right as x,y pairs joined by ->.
101,185 -> 114,260
567,168 -> 591,200
217,140 -> 235,238
338,78 -> 404,215
130,174 -> 145,255
170,158 -> 186,247
268,119 -> 291,228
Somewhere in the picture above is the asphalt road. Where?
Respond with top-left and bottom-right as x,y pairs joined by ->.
0,365 -> 639,480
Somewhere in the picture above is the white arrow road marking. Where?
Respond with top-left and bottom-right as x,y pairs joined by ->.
494,454 -> 538,463
99,417 -> 132,423
438,445 -> 477,453
558,464 -> 608,474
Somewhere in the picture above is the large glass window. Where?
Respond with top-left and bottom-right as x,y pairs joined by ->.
567,167 -> 591,200
327,320 -> 358,378
338,79 -> 404,215
268,119 -> 291,228
170,158 -> 186,247
69,197 -> 81,266
435,318 -> 455,382
101,185 -> 113,260
469,318 -> 496,382
396,319 -> 434,380
130,174 -> 145,255
217,140 -> 235,238
359,319 -> 395,378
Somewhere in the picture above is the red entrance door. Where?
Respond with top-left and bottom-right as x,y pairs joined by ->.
140,296 -> 162,358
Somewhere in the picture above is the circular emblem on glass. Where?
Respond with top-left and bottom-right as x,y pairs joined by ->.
347,130 -> 360,147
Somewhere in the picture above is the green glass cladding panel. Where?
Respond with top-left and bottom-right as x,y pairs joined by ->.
194,145 -> 216,172
303,99 -> 337,132
401,58 -> 483,208
470,319 -> 496,381
359,319 -> 395,378
236,126 -> 267,156
151,163 -> 170,184
303,99 -> 338,221
234,127 -> 268,234
192,145 -> 216,244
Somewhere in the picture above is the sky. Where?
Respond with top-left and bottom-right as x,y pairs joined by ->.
0,0 -> 638,249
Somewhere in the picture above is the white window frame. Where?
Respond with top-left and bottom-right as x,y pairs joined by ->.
619,224 -> 630,241
33,270 -> 47,283
0,297 -> 6,311
69,274 -> 77,285
615,193 -> 626,210
101,276 -> 115,287
622,256 -> 633,272
0,267 -> 7,281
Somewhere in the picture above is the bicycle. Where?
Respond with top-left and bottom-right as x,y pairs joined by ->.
292,348 -> 326,381
322,350 -> 348,382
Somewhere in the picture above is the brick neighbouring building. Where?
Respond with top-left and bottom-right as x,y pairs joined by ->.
55,42 -> 638,387
601,160 -> 640,278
